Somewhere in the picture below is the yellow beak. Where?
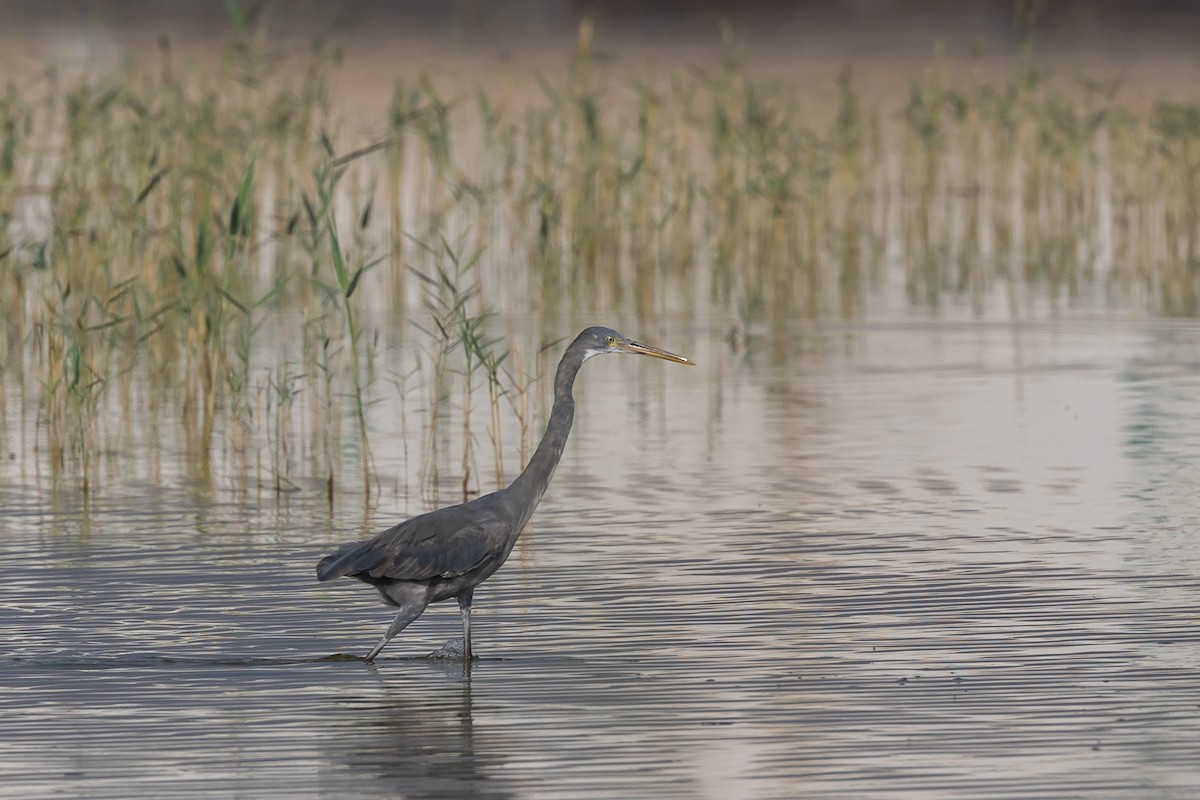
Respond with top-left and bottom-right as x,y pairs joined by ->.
620,339 -> 696,366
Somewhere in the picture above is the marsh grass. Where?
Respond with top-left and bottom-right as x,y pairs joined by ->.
2,25 -> 1200,499
406,235 -> 514,505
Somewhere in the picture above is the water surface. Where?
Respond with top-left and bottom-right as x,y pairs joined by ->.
2,318 -> 1199,798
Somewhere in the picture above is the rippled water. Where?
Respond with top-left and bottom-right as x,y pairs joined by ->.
2,318 -> 1200,798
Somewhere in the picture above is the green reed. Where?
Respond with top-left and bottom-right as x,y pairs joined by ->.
407,235 -> 512,505
315,154 -> 381,502
3,24 -> 1200,498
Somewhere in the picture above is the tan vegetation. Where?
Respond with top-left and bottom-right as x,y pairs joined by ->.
2,26 -> 1198,499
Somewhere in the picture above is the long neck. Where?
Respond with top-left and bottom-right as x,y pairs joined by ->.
505,346 -> 585,526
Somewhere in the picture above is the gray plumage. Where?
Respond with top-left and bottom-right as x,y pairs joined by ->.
316,326 -> 694,661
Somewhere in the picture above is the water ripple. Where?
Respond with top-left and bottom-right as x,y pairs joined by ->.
2,320 -> 1200,797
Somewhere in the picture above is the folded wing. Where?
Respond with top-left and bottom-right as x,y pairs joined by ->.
316,499 -> 510,583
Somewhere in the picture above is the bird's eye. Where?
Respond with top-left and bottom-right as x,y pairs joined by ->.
605,336 -> 616,345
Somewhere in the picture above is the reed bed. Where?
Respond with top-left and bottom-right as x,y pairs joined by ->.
1,28 -> 1198,499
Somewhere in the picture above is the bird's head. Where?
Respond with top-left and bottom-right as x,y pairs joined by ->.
575,326 -> 695,365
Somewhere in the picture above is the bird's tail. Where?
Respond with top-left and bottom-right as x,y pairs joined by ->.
316,540 -> 373,582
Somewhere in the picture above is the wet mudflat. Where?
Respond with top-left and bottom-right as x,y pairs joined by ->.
2,318 -> 1199,798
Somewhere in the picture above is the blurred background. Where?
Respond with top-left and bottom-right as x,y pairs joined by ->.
4,0 -> 1200,45
5,2 -> 1200,156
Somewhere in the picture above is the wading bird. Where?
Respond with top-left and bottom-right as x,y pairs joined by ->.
316,326 -> 694,662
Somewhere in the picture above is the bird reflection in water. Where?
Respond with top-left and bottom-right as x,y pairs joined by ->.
325,663 -> 515,798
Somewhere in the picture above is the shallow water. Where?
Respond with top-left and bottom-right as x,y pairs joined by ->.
2,318 -> 1200,798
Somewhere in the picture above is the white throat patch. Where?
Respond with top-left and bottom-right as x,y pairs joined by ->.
581,347 -> 610,362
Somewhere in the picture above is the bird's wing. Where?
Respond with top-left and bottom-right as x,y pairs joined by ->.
317,498 -> 510,583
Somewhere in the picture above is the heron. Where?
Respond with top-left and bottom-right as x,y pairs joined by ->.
316,326 -> 694,662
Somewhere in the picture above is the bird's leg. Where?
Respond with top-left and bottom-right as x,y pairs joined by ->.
458,589 -> 474,661
365,589 -> 429,662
